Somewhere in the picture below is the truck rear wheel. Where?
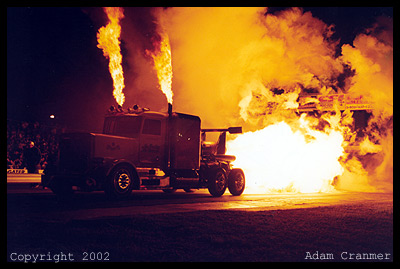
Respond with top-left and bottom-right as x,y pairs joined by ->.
105,165 -> 134,198
207,168 -> 227,197
228,168 -> 245,196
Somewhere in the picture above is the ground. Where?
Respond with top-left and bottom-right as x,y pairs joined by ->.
7,184 -> 393,262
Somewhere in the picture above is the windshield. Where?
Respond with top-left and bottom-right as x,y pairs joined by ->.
103,116 -> 143,138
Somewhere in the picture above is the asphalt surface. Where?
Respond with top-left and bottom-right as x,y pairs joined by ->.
7,183 -> 393,222
7,183 -> 393,262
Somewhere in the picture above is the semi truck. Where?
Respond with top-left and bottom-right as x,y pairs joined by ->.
41,104 -> 245,198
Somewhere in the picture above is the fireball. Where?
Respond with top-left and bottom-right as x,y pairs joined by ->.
227,114 -> 344,193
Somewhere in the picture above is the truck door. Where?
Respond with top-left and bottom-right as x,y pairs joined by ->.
139,118 -> 165,167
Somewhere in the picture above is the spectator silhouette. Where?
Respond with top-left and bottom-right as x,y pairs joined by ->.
24,141 -> 41,173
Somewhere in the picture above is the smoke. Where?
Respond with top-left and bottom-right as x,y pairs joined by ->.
338,16 -> 393,192
117,7 -> 167,112
119,7 -> 392,192
155,7 -> 350,129
156,7 -> 263,127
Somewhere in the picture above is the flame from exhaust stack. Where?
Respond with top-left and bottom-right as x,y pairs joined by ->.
97,7 -> 125,107
149,30 -> 173,104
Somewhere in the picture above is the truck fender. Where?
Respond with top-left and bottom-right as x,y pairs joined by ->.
106,159 -> 140,190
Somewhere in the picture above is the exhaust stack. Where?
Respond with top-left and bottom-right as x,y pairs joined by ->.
166,102 -> 173,173
168,102 -> 173,117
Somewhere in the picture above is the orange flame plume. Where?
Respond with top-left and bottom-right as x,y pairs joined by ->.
149,31 -> 173,104
97,7 -> 125,107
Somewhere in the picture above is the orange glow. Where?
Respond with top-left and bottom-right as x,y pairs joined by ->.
227,114 -> 345,193
158,7 -> 392,193
149,31 -> 173,104
97,7 -> 125,107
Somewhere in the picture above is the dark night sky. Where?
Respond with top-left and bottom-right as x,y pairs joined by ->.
7,7 -> 393,132
7,7 -> 110,131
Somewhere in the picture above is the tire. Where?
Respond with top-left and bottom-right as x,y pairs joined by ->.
105,165 -> 134,198
228,168 -> 245,196
207,168 -> 227,197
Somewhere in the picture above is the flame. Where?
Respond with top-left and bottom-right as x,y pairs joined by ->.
156,7 -> 392,193
97,7 -> 125,107
227,113 -> 345,193
149,31 -> 173,104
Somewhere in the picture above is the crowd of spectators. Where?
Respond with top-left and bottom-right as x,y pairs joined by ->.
7,119 -> 63,170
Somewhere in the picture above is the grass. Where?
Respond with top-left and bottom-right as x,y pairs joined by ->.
7,203 -> 393,262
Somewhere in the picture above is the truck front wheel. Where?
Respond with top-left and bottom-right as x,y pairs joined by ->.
105,165 -> 134,198
207,168 -> 227,197
228,168 -> 245,196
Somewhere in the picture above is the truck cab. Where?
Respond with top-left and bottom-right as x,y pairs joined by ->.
103,111 -> 168,169
42,105 -> 245,198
